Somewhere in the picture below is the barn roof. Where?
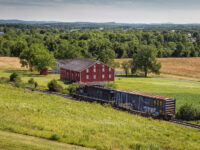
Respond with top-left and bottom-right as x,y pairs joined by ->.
57,59 -> 72,65
61,58 -> 98,72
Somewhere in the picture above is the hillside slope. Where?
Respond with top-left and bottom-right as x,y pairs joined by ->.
0,84 -> 199,150
0,130 -> 92,150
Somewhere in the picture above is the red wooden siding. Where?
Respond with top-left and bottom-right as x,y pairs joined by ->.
60,62 -> 114,83
60,68 -> 80,82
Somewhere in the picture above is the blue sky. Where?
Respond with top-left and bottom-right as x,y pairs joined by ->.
0,0 -> 200,23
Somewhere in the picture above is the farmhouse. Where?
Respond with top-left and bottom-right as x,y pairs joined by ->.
60,58 -> 115,83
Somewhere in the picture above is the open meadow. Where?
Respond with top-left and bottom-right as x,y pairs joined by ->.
0,57 -> 200,149
0,130 -> 92,150
115,57 -> 200,81
0,84 -> 199,150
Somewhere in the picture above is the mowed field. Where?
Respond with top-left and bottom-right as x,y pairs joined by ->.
0,57 -> 28,70
0,84 -> 199,150
115,57 -> 200,81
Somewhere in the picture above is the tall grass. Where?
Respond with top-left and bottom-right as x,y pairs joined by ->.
0,84 -> 199,150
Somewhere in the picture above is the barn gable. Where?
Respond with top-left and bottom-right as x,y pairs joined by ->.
60,58 -> 115,83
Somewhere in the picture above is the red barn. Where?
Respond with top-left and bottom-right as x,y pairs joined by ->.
60,58 -> 115,83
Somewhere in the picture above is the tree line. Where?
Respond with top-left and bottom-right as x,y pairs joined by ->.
0,25 -> 200,75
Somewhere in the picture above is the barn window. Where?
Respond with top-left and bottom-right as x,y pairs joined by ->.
93,75 -> 96,79
86,75 -> 89,80
102,65 -> 105,72
86,69 -> 89,73
109,68 -> 111,72
102,74 -> 105,79
109,74 -> 111,79
93,65 -> 96,72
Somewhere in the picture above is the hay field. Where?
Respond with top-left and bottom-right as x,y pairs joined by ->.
115,57 -> 200,81
0,57 -> 27,70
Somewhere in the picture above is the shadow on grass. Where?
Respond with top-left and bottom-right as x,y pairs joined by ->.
3,70 -> 41,77
115,74 -> 150,78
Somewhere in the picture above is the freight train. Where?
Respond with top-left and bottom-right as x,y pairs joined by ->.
72,85 -> 176,119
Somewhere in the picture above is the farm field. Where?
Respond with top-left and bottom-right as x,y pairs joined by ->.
0,130 -> 92,150
115,57 -> 200,81
0,69 -> 68,88
0,84 -> 200,150
0,57 -> 27,70
1,69 -> 200,112
116,77 -> 200,111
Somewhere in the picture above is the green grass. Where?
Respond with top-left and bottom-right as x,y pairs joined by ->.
0,130 -> 93,150
0,70 -> 68,88
0,84 -> 200,150
115,77 -> 200,111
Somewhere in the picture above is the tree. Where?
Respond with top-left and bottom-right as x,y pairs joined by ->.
20,43 -> 55,72
33,46 -> 56,72
97,48 -> 116,66
121,61 -> 130,76
132,45 -> 161,77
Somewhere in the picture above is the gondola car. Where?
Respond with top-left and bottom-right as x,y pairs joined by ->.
74,85 -> 176,119
115,89 -> 176,119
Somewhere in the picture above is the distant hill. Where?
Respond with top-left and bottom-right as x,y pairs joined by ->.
0,19 -> 58,24
1,20 -> 200,30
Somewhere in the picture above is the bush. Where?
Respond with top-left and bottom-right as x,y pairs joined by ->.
104,82 -> 118,89
14,81 -> 25,88
28,78 -> 35,84
49,134 -> 60,141
176,104 -> 200,121
34,81 -> 38,88
10,72 -> 20,82
0,77 -> 9,84
48,79 -> 63,92
67,83 -> 79,94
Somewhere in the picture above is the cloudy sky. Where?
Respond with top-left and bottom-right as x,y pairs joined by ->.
0,0 -> 200,23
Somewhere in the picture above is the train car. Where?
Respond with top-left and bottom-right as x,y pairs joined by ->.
75,85 -> 115,103
115,89 -> 176,119
74,85 -> 176,119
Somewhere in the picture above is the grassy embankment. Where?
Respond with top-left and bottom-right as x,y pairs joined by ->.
0,130 -> 92,150
115,57 -> 200,81
0,83 -> 200,150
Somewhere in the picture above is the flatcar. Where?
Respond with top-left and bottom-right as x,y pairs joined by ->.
73,85 -> 176,119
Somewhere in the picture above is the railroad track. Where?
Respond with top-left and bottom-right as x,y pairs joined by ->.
169,119 -> 200,129
23,86 -> 200,130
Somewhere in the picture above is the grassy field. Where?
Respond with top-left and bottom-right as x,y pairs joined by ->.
0,130 -> 92,150
116,77 -> 200,111
0,69 -> 67,88
0,57 -> 27,70
0,83 -> 200,150
0,69 -> 199,111
115,57 -> 200,81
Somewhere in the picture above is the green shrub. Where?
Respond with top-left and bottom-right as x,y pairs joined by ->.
14,81 -> 25,88
28,78 -> 35,84
67,83 -> 79,94
104,82 -> 118,89
34,81 -> 38,88
176,104 -> 200,121
10,72 -> 20,82
0,77 -> 9,84
48,79 -> 63,92
49,134 -> 60,141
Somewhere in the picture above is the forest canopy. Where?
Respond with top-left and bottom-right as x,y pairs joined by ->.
0,24 -> 200,67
